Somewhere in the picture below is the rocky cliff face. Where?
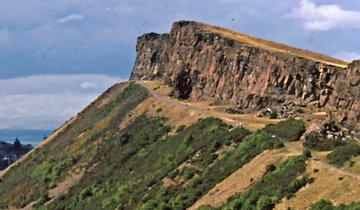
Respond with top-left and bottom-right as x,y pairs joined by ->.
130,21 -> 359,131
327,61 -> 360,131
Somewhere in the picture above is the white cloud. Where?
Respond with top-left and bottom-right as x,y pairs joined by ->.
0,74 -> 122,129
0,28 -> 11,46
80,82 -> 97,90
57,14 -> 84,24
291,0 -> 360,31
334,51 -> 360,62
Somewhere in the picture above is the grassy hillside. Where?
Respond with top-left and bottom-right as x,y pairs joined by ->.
45,118 -> 305,210
208,153 -> 312,210
0,82 -> 149,208
0,80 -> 359,209
0,80 -> 309,209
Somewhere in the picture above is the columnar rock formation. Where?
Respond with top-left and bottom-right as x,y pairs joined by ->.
130,21 -> 359,131
327,61 -> 360,131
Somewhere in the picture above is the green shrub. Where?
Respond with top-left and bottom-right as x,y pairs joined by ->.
310,200 -> 360,210
181,167 -> 198,181
303,149 -> 312,158
327,141 -> 360,167
263,118 -> 305,141
265,164 -> 276,174
33,193 -> 50,208
304,132 -> 343,151
197,205 -> 216,210
231,127 -> 251,143
269,110 -> 278,119
310,199 -> 334,210
176,125 -> 186,133
256,195 -> 275,210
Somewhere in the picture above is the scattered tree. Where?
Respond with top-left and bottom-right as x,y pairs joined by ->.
13,137 -> 21,150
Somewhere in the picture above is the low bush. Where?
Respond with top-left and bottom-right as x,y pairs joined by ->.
304,132 -> 343,151
327,141 -> 360,167
310,199 -> 334,209
181,167 -> 199,181
269,110 -> 278,119
263,118 -> 305,141
176,125 -> 186,133
33,193 -> 50,207
310,200 -> 360,210
231,127 -> 251,143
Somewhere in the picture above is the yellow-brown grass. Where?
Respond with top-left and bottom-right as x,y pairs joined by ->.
47,169 -> 84,204
275,160 -> 360,210
188,148 -> 300,209
197,22 -> 348,68
343,156 -> 360,175
119,96 -> 202,131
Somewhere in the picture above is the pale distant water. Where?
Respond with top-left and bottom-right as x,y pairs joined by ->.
0,129 -> 53,146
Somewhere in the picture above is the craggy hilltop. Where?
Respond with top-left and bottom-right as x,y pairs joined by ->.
0,21 -> 359,210
131,21 -> 359,132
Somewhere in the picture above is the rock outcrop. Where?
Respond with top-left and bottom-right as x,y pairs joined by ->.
327,61 -> 360,131
130,21 -> 359,131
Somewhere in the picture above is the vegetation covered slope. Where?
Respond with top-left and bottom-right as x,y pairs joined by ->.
0,79 -> 309,209
45,117 -> 305,210
0,79 -> 359,210
0,82 -> 149,208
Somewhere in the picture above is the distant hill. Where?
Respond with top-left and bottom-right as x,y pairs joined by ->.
0,129 -> 53,146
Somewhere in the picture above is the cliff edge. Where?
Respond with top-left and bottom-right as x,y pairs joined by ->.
130,21 -> 359,131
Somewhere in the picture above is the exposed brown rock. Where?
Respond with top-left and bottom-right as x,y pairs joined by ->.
327,61 -> 360,131
130,21 -> 359,131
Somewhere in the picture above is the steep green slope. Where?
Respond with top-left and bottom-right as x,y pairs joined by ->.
0,80 -> 307,209
46,118 -> 303,209
40,118 -> 304,210
0,82 -> 149,208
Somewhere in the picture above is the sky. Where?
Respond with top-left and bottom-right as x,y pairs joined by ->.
0,0 -> 359,129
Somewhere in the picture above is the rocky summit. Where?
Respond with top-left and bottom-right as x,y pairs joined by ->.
131,21 -> 359,132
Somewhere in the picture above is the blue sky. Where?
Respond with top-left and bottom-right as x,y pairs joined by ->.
0,0 -> 359,129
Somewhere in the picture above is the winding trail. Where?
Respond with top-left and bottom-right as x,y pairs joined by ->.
136,81 -> 212,118
137,81 -> 360,180
285,142 -> 360,179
